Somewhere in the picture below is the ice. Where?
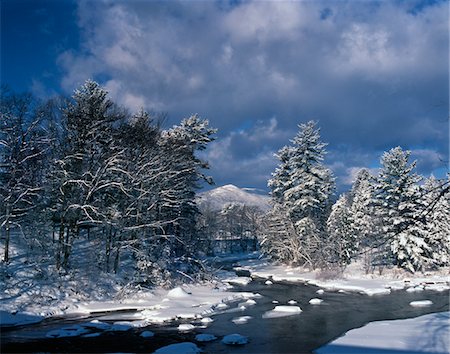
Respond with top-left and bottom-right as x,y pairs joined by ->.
317,312 -> 449,354
195,333 -> 217,342
167,287 -> 191,298
46,325 -> 90,338
232,315 -> 252,324
154,342 -> 201,353
309,298 -> 323,305
410,300 -> 433,307
178,323 -> 195,331
222,333 -> 249,345
140,330 -> 154,338
263,305 -> 302,319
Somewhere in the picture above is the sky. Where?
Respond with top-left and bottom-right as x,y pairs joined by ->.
1,0 -> 449,193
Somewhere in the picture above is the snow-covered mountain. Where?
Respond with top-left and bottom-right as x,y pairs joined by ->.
197,184 -> 271,211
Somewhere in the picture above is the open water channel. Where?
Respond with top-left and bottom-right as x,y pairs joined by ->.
1,275 -> 449,353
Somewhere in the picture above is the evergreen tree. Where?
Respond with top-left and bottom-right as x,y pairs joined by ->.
266,121 -> 335,267
422,176 -> 450,268
374,147 -> 430,272
327,194 -> 358,265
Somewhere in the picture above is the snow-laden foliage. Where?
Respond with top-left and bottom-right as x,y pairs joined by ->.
264,121 -> 335,268
0,81 -> 216,287
374,147 -> 431,272
326,194 -> 358,265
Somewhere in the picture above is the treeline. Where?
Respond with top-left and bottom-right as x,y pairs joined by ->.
262,121 -> 450,273
0,81 -> 216,284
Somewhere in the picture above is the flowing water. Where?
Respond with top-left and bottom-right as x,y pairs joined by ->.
2,278 -> 449,353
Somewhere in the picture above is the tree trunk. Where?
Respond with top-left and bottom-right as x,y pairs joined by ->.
56,222 -> 64,270
113,232 -> 121,274
3,221 -> 10,263
105,227 -> 112,273
62,226 -> 71,269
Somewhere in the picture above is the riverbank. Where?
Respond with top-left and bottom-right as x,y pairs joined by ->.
235,257 -> 450,296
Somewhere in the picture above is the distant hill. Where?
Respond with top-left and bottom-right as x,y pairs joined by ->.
197,184 -> 271,212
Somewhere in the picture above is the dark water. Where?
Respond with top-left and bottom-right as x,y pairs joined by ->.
1,279 -> 449,353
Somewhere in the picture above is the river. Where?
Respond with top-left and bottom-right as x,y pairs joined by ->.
2,278 -> 449,353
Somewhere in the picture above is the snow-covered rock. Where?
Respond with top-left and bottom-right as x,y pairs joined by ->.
288,300 -> 297,305
167,287 -> 191,298
265,280 -> 273,285
221,333 -> 249,345
195,333 -> 217,342
200,317 -> 214,323
154,342 -> 201,353
178,323 -> 195,331
263,305 -> 302,319
232,316 -> 252,324
309,298 -> 323,305
410,300 -> 433,307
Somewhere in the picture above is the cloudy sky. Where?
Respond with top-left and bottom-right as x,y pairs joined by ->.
2,0 -> 449,192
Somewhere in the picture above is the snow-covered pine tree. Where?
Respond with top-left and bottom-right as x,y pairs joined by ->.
422,176 -> 450,268
374,147 -> 430,272
327,194 -> 358,265
266,121 -> 335,267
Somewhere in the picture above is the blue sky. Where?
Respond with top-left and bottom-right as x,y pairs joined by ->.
2,0 -> 449,192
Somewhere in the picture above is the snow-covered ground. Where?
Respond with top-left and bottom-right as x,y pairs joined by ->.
316,311 -> 450,354
235,258 -> 450,296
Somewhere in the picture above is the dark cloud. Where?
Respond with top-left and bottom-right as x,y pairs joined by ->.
57,0 -> 449,192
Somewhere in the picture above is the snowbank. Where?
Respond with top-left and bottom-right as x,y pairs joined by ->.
236,258 -> 450,296
316,311 -> 450,354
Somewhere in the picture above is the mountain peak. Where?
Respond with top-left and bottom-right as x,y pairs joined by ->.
197,184 -> 270,211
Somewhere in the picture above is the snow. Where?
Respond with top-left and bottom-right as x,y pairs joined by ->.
140,330 -> 154,338
167,287 -> 191,298
410,300 -> 433,307
309,298 -> 323,305
195,333 -> 217,342
316,312 -> 450,354
263,305 -> 302,319
232,315 -> 252,324
221,333 -> 249,345
288,300 -> 297,305
235,258 -> 450,296
197,184 -> 270,211
265,280 -> 273,285
178,323 -> 195,331
223,277 -> 252,286
200,317 -> 213,323
316,289 -> 325,295
154,342 -> 202,354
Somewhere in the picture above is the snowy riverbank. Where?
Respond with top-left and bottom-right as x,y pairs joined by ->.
235,258 -> 450,296
316,311 -> 450,354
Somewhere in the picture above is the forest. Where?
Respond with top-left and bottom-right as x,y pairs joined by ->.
1,81 -> 449,291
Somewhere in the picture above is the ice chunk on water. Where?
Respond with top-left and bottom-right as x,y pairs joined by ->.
232,316 -> 252,324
